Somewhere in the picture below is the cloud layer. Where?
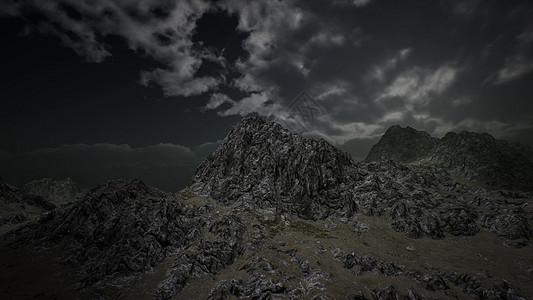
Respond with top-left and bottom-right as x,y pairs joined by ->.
3,0 -> 533,148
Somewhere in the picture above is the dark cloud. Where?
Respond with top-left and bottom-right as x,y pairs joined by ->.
201,0 -> 533,147
2,0 -> 533,187
2,0 -> 218,96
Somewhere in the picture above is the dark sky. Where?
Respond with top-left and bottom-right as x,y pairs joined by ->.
1,0 -> 533,191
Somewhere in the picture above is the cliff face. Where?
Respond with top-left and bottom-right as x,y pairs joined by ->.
366,126 -> 533,191
190,115 -> 362,220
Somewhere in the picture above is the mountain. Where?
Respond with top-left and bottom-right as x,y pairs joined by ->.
365,125 -> 438,163
366,125 -> 533,191
23,177 -> 86,206
1,117 -> 532,299
190,115 -> 362,220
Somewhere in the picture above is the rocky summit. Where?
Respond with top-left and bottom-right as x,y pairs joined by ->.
365,125 -> 438,163
1,116 -> 532,299
366,125 -> 533,191
190,115 -> 362,220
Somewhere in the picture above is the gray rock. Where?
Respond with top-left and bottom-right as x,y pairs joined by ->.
366,125 -> 438,163
0,179 -> 55,210
481,209 -> 531,247
23,177 -> 86,206
190,115 -> 362,220
207,274 -> 286,300
366,126 -> 533,191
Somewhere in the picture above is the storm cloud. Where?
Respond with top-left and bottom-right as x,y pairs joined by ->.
1,0 -> 533,188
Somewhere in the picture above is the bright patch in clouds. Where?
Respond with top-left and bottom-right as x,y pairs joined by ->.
379,65 -> 457,105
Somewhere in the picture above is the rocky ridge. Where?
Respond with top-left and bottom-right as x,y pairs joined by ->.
1,116 -> 532,299
366,125 -> 533,191
192,117 -> 532,247
4,179 -> 267,298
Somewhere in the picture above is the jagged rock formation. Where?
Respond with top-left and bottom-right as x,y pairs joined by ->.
366,125 -> 533,191
366,125 -> 438,163
190,117 -> 532,246
333,249 -> 523,299
190,115 -> 362,220
4,179 -> 268,298
424,131 -> 533,190
1,117 -> 532,299
354,160 -> 532,246
7,179 -> 191,286
23,177 -> 86,206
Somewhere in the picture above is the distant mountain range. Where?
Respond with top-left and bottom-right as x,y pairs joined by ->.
1,117 -> 532,299
366,125 -> 533,191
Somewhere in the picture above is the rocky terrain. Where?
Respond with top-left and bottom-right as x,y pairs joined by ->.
0,178 -> 55,234
365,125 -> 438,163
23,177 -> 86,206
190,115 -> 361,220
366,125 -> 533,191
1,116 -> 532,299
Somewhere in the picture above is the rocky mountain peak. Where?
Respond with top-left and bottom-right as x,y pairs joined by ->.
367,125 -> 533,190
442,130 -> 496,144
428,131 -> 533,190
366,125 -> 438,163
190,115 -> 361,219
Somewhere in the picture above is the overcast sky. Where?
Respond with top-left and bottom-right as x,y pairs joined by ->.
1,0 -> 533,191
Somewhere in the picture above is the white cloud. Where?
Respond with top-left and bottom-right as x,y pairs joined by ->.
378,65 -> 457,105
140,59 -> 219,97
305,114 -> 382,144
3,0 -> 218,96
217,90 -> 279,117
379,111 -> 405,123
451,0 -> 480,15
308,31 -> 346,47
352,0 -> 372,6
451,96 -> 472,107
332,0 -> 372,7
367,48 -> 411,82
491,55 -> 533,85
315,81 -> 351,100
205,93 -> 234,110
221,0 -> 308,95
488,28 -> 533,85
